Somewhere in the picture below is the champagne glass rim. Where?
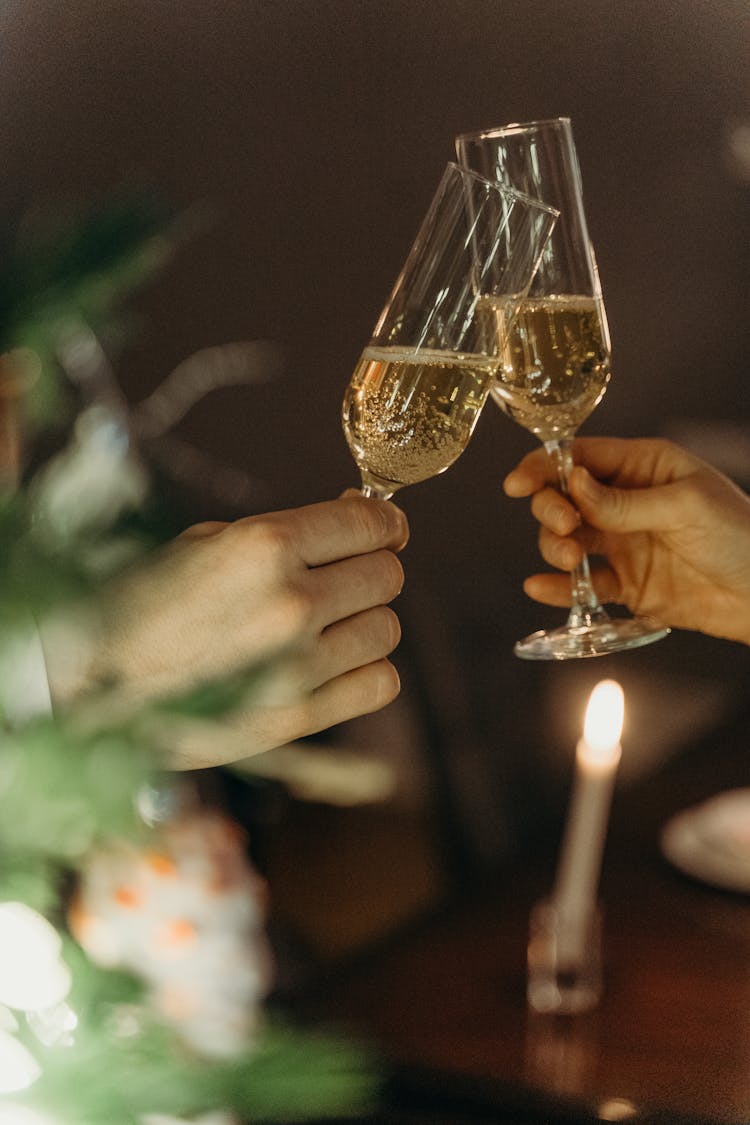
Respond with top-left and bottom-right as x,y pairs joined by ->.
456,117 -> 573,144
445,160 -> 559,219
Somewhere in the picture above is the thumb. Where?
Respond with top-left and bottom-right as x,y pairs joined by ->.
568,465 -> 677,533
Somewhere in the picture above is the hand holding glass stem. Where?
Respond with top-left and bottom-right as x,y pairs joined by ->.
456,117 -> 670,659
505,436 -> 750,648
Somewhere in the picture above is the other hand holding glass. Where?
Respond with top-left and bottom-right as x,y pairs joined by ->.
456,118 -> 670,659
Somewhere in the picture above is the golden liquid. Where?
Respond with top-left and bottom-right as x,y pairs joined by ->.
342,346 -> 496,494
481,296 -> 611,442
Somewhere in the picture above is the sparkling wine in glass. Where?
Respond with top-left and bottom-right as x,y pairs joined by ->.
456,117 -> 670,660
342,162 -> 558,501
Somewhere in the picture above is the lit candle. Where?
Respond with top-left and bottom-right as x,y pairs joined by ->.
552,679 -> 624,965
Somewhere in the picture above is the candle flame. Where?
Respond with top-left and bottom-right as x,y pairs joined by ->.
580,680 -> 624,768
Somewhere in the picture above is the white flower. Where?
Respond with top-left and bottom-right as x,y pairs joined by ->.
0,1107 -> 63,1124
0,1028 -> 41,1093
30,404 -> 148,546
0,903 -> 71,1012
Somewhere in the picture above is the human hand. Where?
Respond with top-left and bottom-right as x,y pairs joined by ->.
44,495 -> 409,766
503,437 -> 750,646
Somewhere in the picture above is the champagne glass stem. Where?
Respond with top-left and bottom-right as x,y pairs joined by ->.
360,483 -> 394,500
545,438 -> 610,628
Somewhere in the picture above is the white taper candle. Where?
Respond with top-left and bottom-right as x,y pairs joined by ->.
552,679 -> 624,965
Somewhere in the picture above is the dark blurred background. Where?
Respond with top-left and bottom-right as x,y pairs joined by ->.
3,0 -> 748,965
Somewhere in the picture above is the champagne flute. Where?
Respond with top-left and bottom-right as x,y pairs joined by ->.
342,162 -> 558,501
456,118 -> 670,659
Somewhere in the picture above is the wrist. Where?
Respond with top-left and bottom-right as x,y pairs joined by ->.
38,607 -> 103,708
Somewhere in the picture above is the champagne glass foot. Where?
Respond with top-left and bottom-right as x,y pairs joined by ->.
515,615 -> 670,660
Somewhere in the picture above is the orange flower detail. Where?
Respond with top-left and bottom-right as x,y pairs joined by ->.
156,918 -> 197,949
68,890 -> 94,940
114,885 -> 142,909
145,852 -> 177,877
156,984 -> 197,1019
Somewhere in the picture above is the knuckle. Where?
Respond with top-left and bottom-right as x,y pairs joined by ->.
541,495 -> 571,528
274,583 -> 316,639
533,490 -> 572,533
659,438 -> 677,456
606,487 -> 628,518
178,519 -> 227,540
236,516 -> 294,568
344,496 -> 402,547
656,438 -> 681,463
678,473 -> 710,511
345,496 -> 388,543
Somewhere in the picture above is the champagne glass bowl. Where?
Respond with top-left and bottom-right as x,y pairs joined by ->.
342,161 -> 558,501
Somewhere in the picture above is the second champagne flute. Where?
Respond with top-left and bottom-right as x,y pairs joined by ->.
342,162 -> 558,501
456,118 -> 670,659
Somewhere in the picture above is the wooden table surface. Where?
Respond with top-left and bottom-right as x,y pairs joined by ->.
298,701 -> 750,1124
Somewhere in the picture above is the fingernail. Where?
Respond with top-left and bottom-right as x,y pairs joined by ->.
393,506 -> 410,549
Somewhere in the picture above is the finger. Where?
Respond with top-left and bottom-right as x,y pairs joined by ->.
505,437 -> 700,500
523,564 -> 621,608
229,603 -> 402,712
503,446 -> 558,497
567,437 -> 698,487
538,526 -> 585,572
537,521 -> 616,565
307,605 -> 401,689
585,564 -> 623,605
306,658 -> 401,729
530,487 -> 581,535
242,660 -> 402,754
522,572 -> 575,608
165,657 -> 402,769
261,496 -> 409,566
568,465 -> 689,534
304,548 -> 404,629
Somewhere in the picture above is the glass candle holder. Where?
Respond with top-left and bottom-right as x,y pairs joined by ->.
527,897 -> 602,1014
